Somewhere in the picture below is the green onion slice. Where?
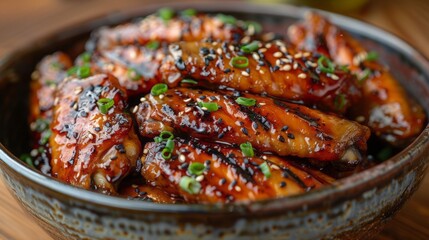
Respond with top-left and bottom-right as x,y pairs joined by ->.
334,94 -> 347,111
158,8 -> 174,21
97,98 -> 114,114
216,14 -> 236,25
127,68 -> 141,81
358,68 -> 372,83
366,51 -> 378,61
240,41 -> 260,53
146,41 -> 160,50
77,65 -> 91,78
161,148 -> 172,160
179,176 -> 201,194
180,9 -> 197,17
181,79 -> 198,85
197,102 -> 219,112
165,139 -> 175,151
245,21 -> 262,34
151,83 -> 168,96
67,66 -> 78,76
20,154 -> 35,168
79,52 -> 91,63
235,97 -> 256,107
154,131 -> 174,143
240,142 -> 254,157
230,56 -> 249,68
317,56 -> 335,74
259,162 -> 271,178
40,129 -> 52,145
188,162 -> 205,175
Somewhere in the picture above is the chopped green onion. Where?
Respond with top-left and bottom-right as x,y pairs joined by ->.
188,162 -> 205,175
235,97 -> 256,107
20,154 -> 35,168
197,102 -> 219,112
97,98 -> 114,114
161,148 -> 172,160
40,129 -> 52,145
216,14 -> 236,25
127,68 -> 141,81
165,139 -> 175,151
240,41 -> 260,53
240,142 -> 254,157
230,56 -> 249,68
51,62 -> 63,70
33,118 -> 49,132
317,56 -> 335,74
358,68 -> 372,83
79,52 -> 91,63
245,21 -> 263,34
339,65 -> 349,72
151,83 -> 168,96
377,146 -> 393,161
181,79 -> 198,85
77,65 -> 91,78
179,176 -> 201,194
259,162 -> 271,178
67,66 -> 78,76
146,41 -> 160,50
334,94 -> 347,111
154,131 -> 174,143
158,8 -> 174,21
180,8 -> 197,17
366,51 -> 378,61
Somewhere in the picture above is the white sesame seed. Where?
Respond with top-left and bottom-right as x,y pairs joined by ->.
262,156 -> 267,160
88,133 -> 94,140
259,102 -> 266,106
259,69 -> 264,74
229,45 -> 235,52
54,97 -> 59,105
280,46 -> 287,53
247,24 -> 255,35
303,52 -> 311,57
262,32 -> 275,42
281,58 -> 291,63
265,43 -> 272,48
73,102 -> 78,110
259,48 -> 267,53
271,165 -> 280,170
143,148 -> 149,154
179,154 -> 186,162
201,107 -> 208,111
234,186 -> 241,192
293,62 -> 298,70
306,61 -> 317,68
241,71 -> 250,77
298,73 -> 307,79
30,149 -> 38,157
281,65 -> 292,71
216,48 -> 223,55
196,175 -> 205,182
132,105 -> 139,113
330,74 -> 340,80
256,65 -> 261,71
159,94 -> 165,99
252,52 -> 260,60
183,98 -> 192,103
273,52 -> 282,58
241,36 -> 250,44
140,97 -> 146,102
294,52 -> 303,59
184,107 -> 192,113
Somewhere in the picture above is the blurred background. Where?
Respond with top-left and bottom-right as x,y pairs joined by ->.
0,0 -> 428,239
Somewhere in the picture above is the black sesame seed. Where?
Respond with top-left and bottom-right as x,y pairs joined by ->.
199,95 -> 206,100
73,132 -> 78,139
219,178 -> 226,185
287,133 -> 295,139
281,126 -> 289,131
258,60 -> 265,66
278,135 -> 285,142
271,65 -> 280,72
241,128 -> 249,135
210,96 -> 217,101
204,160 -> 211,166
216,118 -> 223,124
200,47 -> 209,56
110,156 -> 118,160
180,162 -> 189,169
105,122 -> 111,128
80,111 -> 88,117
223,68 -> 231,73
280,181 -> 286,188
245,68 -> 250,74
94,127 -> 101,132
204,58 -> 210,66
175,58 -> 186,70
252,121 -> 258,130
282,171 -> 289,178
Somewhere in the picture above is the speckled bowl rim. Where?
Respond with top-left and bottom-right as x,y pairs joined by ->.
0,1 -> 428,215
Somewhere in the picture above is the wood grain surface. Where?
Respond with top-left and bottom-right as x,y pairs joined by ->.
0,0 -> 428,239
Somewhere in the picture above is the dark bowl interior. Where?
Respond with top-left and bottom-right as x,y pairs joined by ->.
0,1 -> 429,215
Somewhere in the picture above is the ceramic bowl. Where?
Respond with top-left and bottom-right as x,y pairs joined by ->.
0,2 -> 428,239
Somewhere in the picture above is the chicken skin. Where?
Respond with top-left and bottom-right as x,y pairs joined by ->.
49,73 -> 141,193
141,139 -> 334,203
135,88 -> 370,162
288,12 -> 426,146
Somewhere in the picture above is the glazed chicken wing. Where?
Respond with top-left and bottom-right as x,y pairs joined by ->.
135,88 -> 370,162
49,73 -> 141,193
288,12 -> 426,146
141,139 -> 334,203
88,12 -> 247,51
160,40 -> 361,113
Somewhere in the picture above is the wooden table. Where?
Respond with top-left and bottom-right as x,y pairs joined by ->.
0,0 -> 428,239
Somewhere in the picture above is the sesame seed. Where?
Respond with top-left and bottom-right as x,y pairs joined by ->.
252,52 -> 260,60
273,52 -> 282,58
74,87 -> 83,95
280,46 -> 287,53
234,186 -> 241,192
179,154 -> 186,162
259,48 -> 267,53
184,107 -> 192,113
262,155 -> 267,160
265,43 -> 272,48
140,97 -> 146,102
281,125 -> 289,131
287,133 -> 295,139
143,148 -> 148,154
241,71 -> 249,77
330,74 -> 340,80
259,102 -> 266,106
88,133 -> 94,140
303,52 -> 311,57
306,61 -> 317,68
293,62 -> 298,70
298,73 -> 307,79
228,45 -> 235,52
216,48 -> 223,55
184,98 -> 192,103
278,135 -> 285,142
281,65 -> 291,71
219,178 -> 226,185
196,175 -> 205,182
294,52 -> 303,58
201,107 -> 208,111
271,165 -> 280,170
132,105 -> 139,113
241,36 -> 251,44
259,69 -> 265,74
30,149 -> 38,157
159,94 -> 165,99
280,181 -> 286,188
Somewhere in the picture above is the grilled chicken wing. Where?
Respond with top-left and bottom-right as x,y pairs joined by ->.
141,139 -> 334,203
160,40 -> 361,113
29,52 -> 72,122
288,12 -> 426,146
88,13 -> 247,51
135,88 -> 370,162
49,73 -> 141,193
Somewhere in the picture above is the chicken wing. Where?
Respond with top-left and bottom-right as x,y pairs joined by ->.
135,88 -> 370,162
141,139 -> 334,203
288,12 -> 426,146
88,12 -> 247,51
49,73 -> 141,193
160,40 -> 361,113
